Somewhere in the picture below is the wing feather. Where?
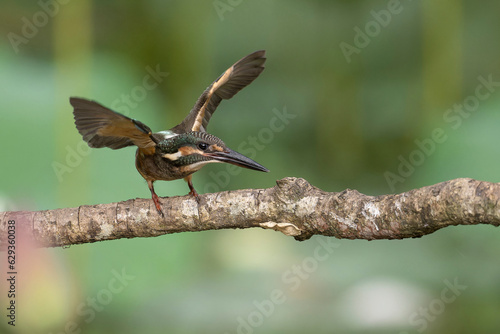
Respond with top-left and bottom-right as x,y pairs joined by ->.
70,97 -> 156,152
171,50 -> 266,133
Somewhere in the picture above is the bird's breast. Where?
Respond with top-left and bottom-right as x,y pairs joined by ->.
135,148 -> 192,181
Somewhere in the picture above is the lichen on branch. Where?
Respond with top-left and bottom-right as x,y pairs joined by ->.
1,177 -> 499,248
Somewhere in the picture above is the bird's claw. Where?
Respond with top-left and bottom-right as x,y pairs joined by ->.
189,189 -> 200,204
151,192 -> 164,217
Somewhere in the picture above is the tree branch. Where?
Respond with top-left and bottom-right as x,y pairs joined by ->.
1,177 -> 499,248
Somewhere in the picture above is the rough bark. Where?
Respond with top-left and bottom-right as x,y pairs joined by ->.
1,177 -> 499,248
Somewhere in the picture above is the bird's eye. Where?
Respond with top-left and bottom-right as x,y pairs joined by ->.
198,142 -> 209,150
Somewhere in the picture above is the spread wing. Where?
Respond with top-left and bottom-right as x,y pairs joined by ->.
171,50 -> 266,133
70,97 -> 156,153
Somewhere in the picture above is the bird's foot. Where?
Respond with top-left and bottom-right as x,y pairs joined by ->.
151,192 -> 164,217
188,189 -> 200,204
184,175 -> 200,203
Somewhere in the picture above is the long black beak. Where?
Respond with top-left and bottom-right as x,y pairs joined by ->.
206,149 -> 269,172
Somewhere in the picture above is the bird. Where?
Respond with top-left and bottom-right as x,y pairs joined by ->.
70,50 -> 268,216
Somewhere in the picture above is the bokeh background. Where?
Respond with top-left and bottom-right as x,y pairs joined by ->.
1,0 -> 500,333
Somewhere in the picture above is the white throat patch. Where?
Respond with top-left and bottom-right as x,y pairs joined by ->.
162,151 -> 183,161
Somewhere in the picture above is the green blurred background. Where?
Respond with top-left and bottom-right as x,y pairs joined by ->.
1,0 -> 500,333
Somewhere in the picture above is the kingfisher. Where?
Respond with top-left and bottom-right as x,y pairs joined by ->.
70,50 -> 268,216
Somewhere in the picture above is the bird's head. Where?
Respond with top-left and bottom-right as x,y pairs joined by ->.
156,131 -> 269,173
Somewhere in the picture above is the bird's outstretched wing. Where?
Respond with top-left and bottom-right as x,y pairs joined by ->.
171,50 -> 266,133
70,97 -> 156,153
